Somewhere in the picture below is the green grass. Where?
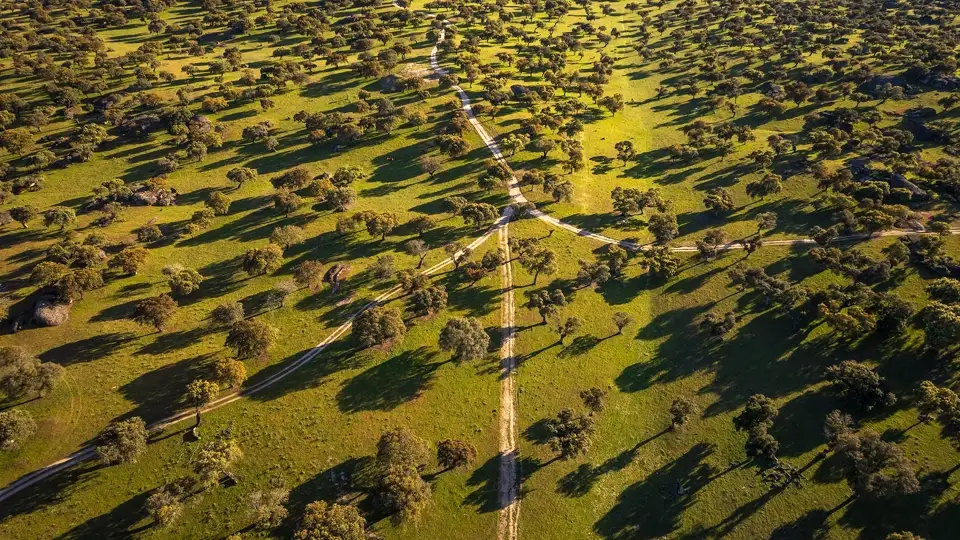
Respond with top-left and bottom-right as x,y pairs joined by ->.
2,0 -> 960,538
461,2 -> 959,244
507,217 -> 960,539
0,2 -> 506,537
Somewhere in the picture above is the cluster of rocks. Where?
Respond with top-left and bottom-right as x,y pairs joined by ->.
129,183 -> 177,206
323,264 -> 351,293
850,156 -> 929,200
11,295 -> 71,332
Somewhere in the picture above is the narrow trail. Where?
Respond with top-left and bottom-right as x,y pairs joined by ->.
5,5 -> 957,527
497,219 -> 520,540
427,28 -> 522,540
426,30 -> 959,252
425,21 -> 960,540
0,212 -> 509,505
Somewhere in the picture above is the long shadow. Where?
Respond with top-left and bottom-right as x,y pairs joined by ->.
116,352 -> 215,424
837,470 -> 956,539
463,454 -> 501,513
770,387 -> 836,458
336,346 -> 442,413
706,481 -> 790,538
281,457 -> 376,537
615,304 -> 707,393
768,509 -> 830,540
38,332 -> 137,366
557,334 -> 604,359
0,460 -> 103,521
522,417 -> 553,446
556,438 -> 654,498
593,442 -> 716,539
54,490 -> 152,539
245,338 -> 363,402
446,281 -> 500,318
136,325 -> 214,355
88,298 -> 144,323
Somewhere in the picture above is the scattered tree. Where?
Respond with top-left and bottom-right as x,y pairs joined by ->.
226,319 -> 276,359
353,306 -> 406,348
545,408 -> 595,460
95,417 -> 148,465
439,317 -> 490,362
0,408 -> 36,451
436,439 -> 477,470
132,294 -> 178,332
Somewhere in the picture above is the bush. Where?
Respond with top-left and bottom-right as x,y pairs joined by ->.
295,501 -> 366,540
0,408 -> 36,451
211,302 -> 244,326
213,357 -> 247,388
353,306 -> 405,348
95,417 -> 148,465
226,319 -> 276,359
206,192 -> 231,215
135,224 -> 163,242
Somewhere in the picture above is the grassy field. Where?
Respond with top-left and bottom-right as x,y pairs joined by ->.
0,1 -> 506,537
457,1 -> 960,244
1,0 -> 959,538
507,218 -> 960,539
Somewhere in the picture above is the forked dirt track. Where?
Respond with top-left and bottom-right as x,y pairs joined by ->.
2,13 -> 957,538
0,212 -> 510,505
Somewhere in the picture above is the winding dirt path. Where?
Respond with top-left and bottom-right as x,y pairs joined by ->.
432,39 -> 957,251
5,10 -> 956,532
496,220 -> 520,540
0,213 -> 508,504
427,29 -> 522,540
426,21 -> 960,540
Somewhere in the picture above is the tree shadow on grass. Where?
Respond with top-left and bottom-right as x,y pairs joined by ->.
557,441 -> 645,498
928,493 -> 960,539
6,245 -> 47,265
54,490 -> 152,539
615,305 -> 707,393
0,226 -> 55,252
315,291 -> 384,326
704,471 -> 797,538
446,282 -> 500,318
245,338 -> 363,402
596,271 -> 659,306
136,325 -> 215,356
240,289 -> 277,316
175,186 -> 218,207
167,256 -> 245,307
175,206 -> 286,247
281,457 -> 376,537
593,442 -> 716,540
699,325 -> 838,418
116,352 -> 215,424
557,334 -> 605,359
768,508 -> 830,540
88,298 -> 143,323
663,262 -> 728,296
522,418 -> 553,446
38,332 -> 137,366
463,454 -> 501,513
336,346 -> 441,413
836,470 -> 956,540
0,460 -> 103,521
112,282 -> 153,298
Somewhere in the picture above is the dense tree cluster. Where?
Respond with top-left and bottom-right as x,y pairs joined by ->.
373,427 -> 432,523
